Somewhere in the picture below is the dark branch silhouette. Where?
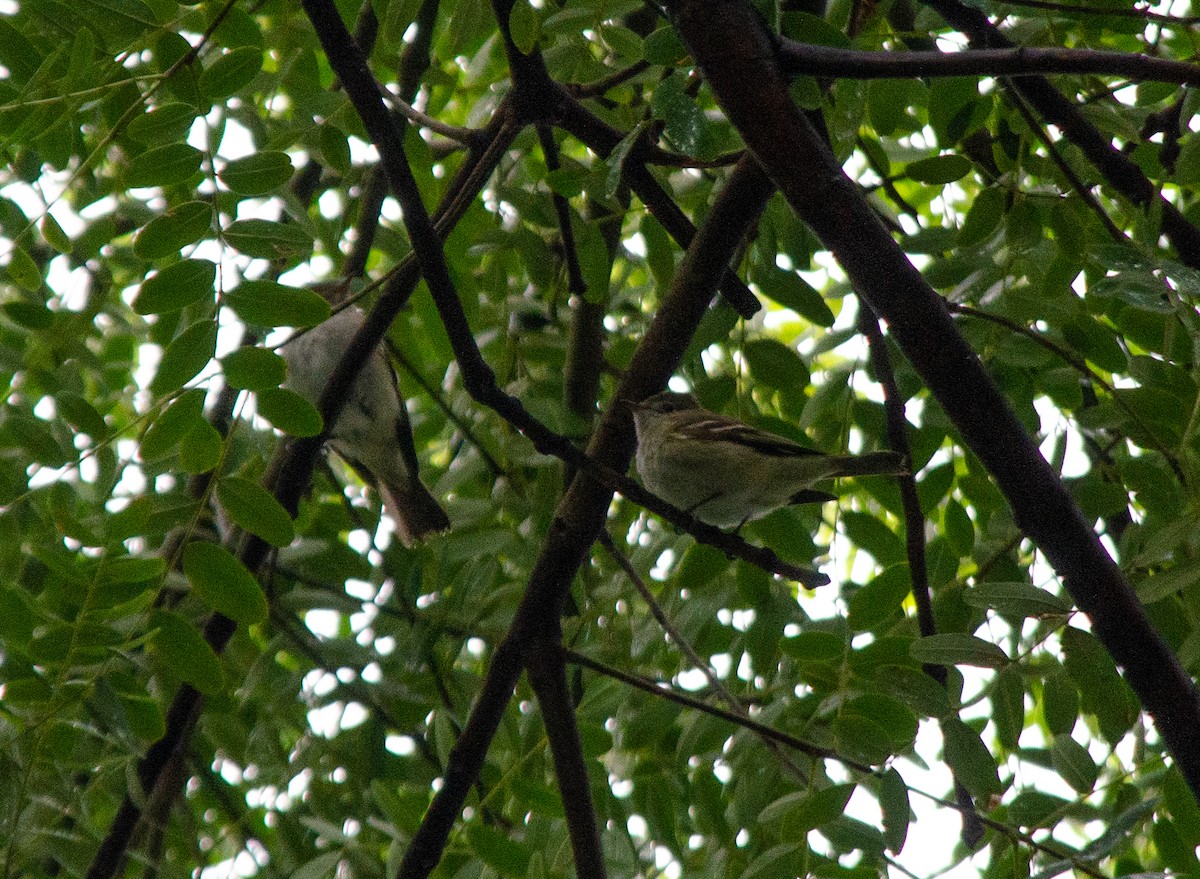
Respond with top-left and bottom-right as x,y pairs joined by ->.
666,0 -> 1200,800
779,39 -> 1200,85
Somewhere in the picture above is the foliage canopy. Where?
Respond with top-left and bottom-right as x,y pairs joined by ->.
3,0 -> 1200,878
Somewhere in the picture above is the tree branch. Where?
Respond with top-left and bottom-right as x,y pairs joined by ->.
917,0 -> 1200,269
779,39 -> 1200,85
666,0 -> 1200,801
858,305 -> 984,848
400,151 -> 781,879
552,95 -> 763,319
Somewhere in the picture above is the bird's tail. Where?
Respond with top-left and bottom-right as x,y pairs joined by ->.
831,450 -> 908,478
379,479 -> 450,548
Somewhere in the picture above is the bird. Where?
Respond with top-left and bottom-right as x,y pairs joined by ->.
281,306 -> 450,547
628,390 -> 906,528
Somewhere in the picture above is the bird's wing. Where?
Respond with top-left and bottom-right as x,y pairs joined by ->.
680,415 -> 824,458
788,488 -> 838,505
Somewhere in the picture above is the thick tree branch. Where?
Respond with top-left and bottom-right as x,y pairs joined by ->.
859,306 -> 984,848
779,39 -> 1200,85
666,0 -> 1200,800
998,0 -> 1200,24
86,29 -> 516,879
400,153 -> 779,879
296,3 -> 802,877
525,638 -> 606,879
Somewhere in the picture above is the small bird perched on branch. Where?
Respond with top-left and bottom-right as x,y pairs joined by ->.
282,306 -> 450,547
628,390 -> 906,528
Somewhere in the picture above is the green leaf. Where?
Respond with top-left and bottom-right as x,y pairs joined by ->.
957,186 -> 1005,248
1008,790 -> 1070,828
868,79 -> 916,138
183,541 -> 268,625
152,611 -> 224,694
1041,669 -> 1079,736
199,46 -> 262,99
544,167 -> 585,198
874,664 -> 951,718
507,0 -> 539,54
753,266 -> 835,326
76,0 -> 160,46
962,582 -> 1073,617
1062,316 -> 1127,373
604,120 -> 650,200
844,694 -> 919,754
150,319 -> 217,396
928,76 -> 981,145
878,768 -> 910,854
839,510 -> 904,565
127,102 -> 197,144
133,258 -> 217,315
991,664 -> 1024,750
179,419 -> 223,474
759,783 -> 855,830
217,476 -> 294,548
223,219 -> 313,261
140,391 -> 206,461
218,151 -> 295,195
1061,626 -> 1138,743
941,717 -> 1002,797
742,843 -> 806,879
6,246 -> 41,291
674,542 -> 730,592
382,0 -> 425,45
651,72 -> 711,159
134,201 -> 213,259
126,143 -> 203,188
910,633 -> 1009,669
220,346 -> 286,390
905,154 -> 972,185
1051,733 -> 1098,793
643,26 -> 687,65
743,338 -> 809,390
782,11 -> 850,46
290,852 -> 343,879
1163,768 -> 1200,845
466,824 -> 532,877
257,387 -> 323,436
41,214 -> 71,254
223,280 -> 330,328
781,630 -> 844,662
141,389 -> 207,460
97,555 -> 165,585
847,564 -> 912,632
57,392 -> 107,437
942,499 -> 974,555
319,124 -> 352,174
2,299 -> 52,329
118,690 -> 166,741
790,76 -> 823,111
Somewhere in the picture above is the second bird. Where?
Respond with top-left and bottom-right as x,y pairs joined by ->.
629,391 -> 906,528
282,306 -> 450,547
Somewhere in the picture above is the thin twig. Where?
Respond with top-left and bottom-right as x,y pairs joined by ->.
564,647 -> 1111,878
598,530 -> 814,780
1003,84 -> 1127,244
567,60 -> 653,98
947,301 -> 1187,484
382,88 -> 483,143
